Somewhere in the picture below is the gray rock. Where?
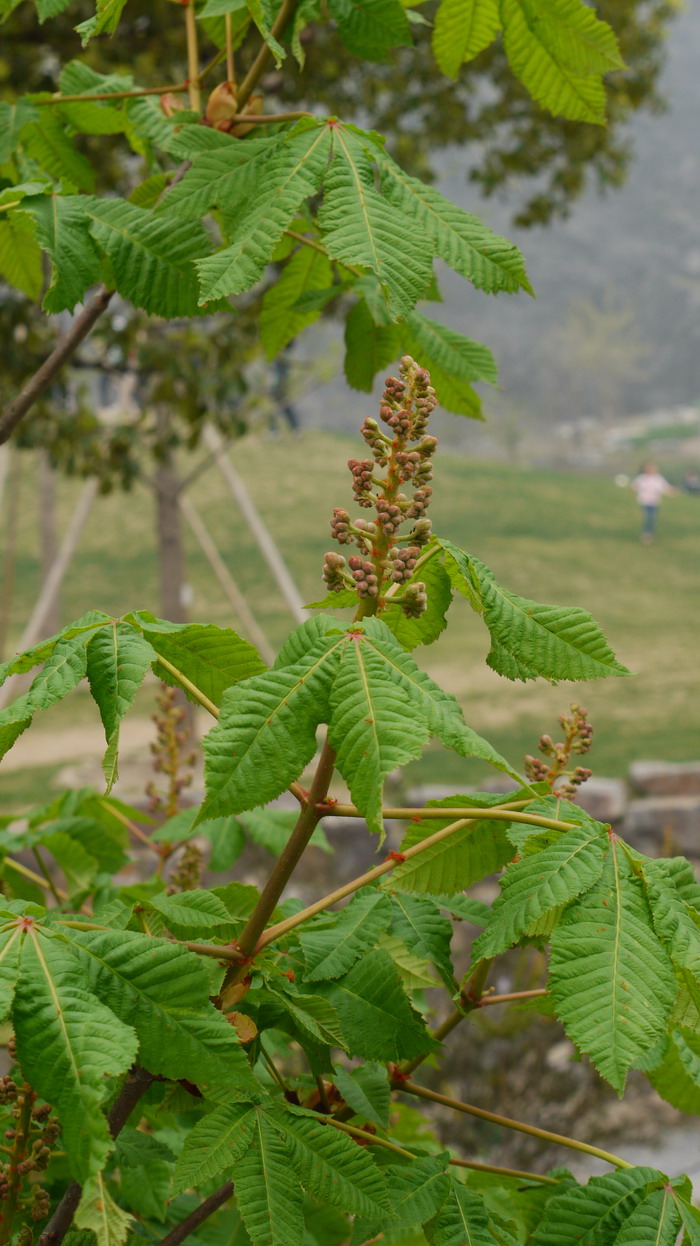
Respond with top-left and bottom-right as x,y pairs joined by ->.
629,759 -> 700,797
622,795 -> 700,857
576,777 -> 628,824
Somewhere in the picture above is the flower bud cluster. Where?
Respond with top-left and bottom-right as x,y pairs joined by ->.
322,358 -> 438,610
400,582 -> 428,618
376,499 -> 403,536
0,1077 -> 18,1106
330,508 -> 353,545
348,459 -> 375,508
348,556 -> 379,598
323,551 -> 350,591
406,486 -> 432,520
361,417 -> 391,467
390,547 -> 421,584
407,517 -> 433,547
525,704 -> 594,797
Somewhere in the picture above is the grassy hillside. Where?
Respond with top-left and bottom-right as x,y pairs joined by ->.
2,431 -> 699,806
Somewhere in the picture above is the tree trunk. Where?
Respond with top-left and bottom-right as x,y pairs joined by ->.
38,450 -> 59,636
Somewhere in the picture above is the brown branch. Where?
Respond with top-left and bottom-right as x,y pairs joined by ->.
220,738 -> 337,998
235,0 -> 300,112
36,1066 -> 155,1246
156,1182 -> 233,1246
0,286 -> 114,445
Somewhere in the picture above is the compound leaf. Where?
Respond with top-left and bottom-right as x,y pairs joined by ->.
327,0 -> 412,62
129,615 -> 267,708
21,193 -> 102,312
173,1100 -> 258,1194
532,1167 -> 664,1245
232,1111 -> 305,1246
433,0 -> 500,77
311,948 -> 435,1061
269,1105 -> 391,1218
260,239 -> 333,358
425,1177 -> 500,1245
85,623 -> 155,792
549,842 -> 676,1093
300,891 -> 393,981
473,819 -> 609,958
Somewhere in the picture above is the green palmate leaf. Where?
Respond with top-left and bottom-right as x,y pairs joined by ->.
328,631 -> 433,834
404,313 -> 498,386
0,634 -> 90,762
76,0 -> 128,42
42,831 -> 99,893
676,1197 -> 700,1245
387,794 -> 514,896
473,819 -> 609,958
0,210 -> 43,300
311,947 -> 435,1061
21,193 -> 102,312
549,841 -> 676,1093
327,0 -> 412,61
0,99 -> 37,164
81,198 -> 214,317
377,153 -> 532,295
260,244 -> 333,359
433,0 -> 500,77
245,0 -> 286,64
299,891 -> 393,981
114,1130 -> 174,1222
40,811 -> 127,872
14,928 -> 138,1183
500,0 -> 623,126
379,932 -> 437,990
55,62 -> 131,135
197,631 -> 343,823
266,983 -> 347,1049
0,611 -> 112,683
642,860 -> 700,978
532,1167 -> 664,1246
61,928 -> 257,1091
146,889 -> 238,940
356,1154 -> 450,1243
173,1100 -> 259,1194
389,893 -> 456,991
434,893 -> 491,924
21,114 -> 95,189
425,1177 -> 500,1246
75,1175 -> 133,1246
196,123 -> 333,302
385,551 -> 453,651
353,619 -> 523,786
344,297 -> 401,391
0,926 -> 24,1021
443,546 -> 629,682
332,1061 -> 390,1128
129,614 -> 267,707
320,126 -> 433,317
232,1111 -> 305,1246
648,1028 -> 700,1114
270,1106 -> 391,1218
158,130 -> 283,220
85,623 -> 155,792
615,1185 -> 683,1245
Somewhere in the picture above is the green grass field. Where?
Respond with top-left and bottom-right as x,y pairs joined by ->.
2,430 -> 699,810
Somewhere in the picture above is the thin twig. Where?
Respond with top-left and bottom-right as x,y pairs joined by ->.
156,1182 -> 233,1246
0,286 -> 114,445
397,1080 -> 633,1170
319,800 -> 551,822
449,1157 -> 559,1185
99,798 -> 158,849
31,847 -> 62,905
35,84 -> 188,105
480,988 -> 549,1007
257,806 -> 574,951
4,857 -> 68,902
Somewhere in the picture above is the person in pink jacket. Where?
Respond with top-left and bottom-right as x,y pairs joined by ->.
631,462 -> 677,543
